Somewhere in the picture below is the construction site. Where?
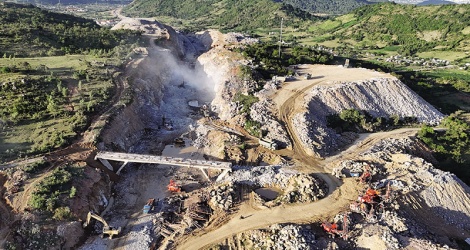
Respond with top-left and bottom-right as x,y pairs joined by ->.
1,11 -> 470,250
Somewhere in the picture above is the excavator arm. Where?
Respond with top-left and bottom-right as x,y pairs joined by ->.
83,211 -> 120,239
84,211 -> 110,229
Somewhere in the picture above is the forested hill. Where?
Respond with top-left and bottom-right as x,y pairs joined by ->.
308,3 -> 470,56
0,2 -> 140,57
123,0 -> 318,32
282,0 -> 387,15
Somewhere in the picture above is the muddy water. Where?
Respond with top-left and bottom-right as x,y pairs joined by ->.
255,187 -> 281,201
161,139 -> 202,159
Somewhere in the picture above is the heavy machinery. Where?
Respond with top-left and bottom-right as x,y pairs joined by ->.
321,214 -> 349,239
167,179 -> 181,193
351,188 -> 386,222
83,211 -> 121,239
143,198 -> 155,214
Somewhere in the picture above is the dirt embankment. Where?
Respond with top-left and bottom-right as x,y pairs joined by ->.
285,65 -> 444,157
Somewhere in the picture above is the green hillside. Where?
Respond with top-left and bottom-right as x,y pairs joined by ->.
0,3 -> 142,161
0,2 -> 140,57
305,3 -> 470,58
282,0 -> 386,15
123,0 -> 318,32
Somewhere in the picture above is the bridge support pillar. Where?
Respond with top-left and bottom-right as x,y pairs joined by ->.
116,161 -> 129,175
99,159 -> 114,171
199,167 -> 210,181
216,169 -> 230,182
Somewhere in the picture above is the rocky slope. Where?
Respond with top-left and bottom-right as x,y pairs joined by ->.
294,77 -> 444,157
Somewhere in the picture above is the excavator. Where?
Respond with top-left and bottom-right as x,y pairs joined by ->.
83,211 -> 121,239
167,179 -> 181,193
321,214 -> 349,239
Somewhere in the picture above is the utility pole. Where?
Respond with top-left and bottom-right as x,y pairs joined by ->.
279,17 -> 283,58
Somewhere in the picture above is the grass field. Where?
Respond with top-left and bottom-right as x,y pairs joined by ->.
0,55 -> 116,162
417,51 -> 470,62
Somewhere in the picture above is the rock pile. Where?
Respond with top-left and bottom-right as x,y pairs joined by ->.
225,165 -> 297,188
293,77 -> 444,157
247,224 -> 316,250
250,100 -> 291,148
282,174 -> 327,203
332,160 -> 380,179
209,184 -> 235,211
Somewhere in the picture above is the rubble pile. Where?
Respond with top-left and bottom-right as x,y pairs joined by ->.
250,100 -> 291,149
209,184 -> 235,211
192,124 -> 210,149
338,136 -> 470,249
380,211 -> 408,233
282,174 -> 327,203
332,161 -> 381,179
245,224 -> 317,250
224,165 -> 297,188
293,77 -> 444,156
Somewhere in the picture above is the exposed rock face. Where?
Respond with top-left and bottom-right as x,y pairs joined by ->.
294,77 -> 444,157
250,100 -> 291,149
362,137 -> 470,238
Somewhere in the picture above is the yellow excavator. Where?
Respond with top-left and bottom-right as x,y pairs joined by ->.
83,211 -> 121,239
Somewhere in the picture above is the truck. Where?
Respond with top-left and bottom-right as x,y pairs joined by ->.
259,138 -> 278,150
143,198 -> 155,214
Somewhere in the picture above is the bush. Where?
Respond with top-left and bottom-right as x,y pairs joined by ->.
28,166 -> 80,212
234,93 -> 259,115
53,206 -> 72,221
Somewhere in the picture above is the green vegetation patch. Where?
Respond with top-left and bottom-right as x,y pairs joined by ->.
306,3 -> 470,59
29,165 -> 82,213
238,43 -> 333,79
124,0 -> 317,33
0,3 -> 141,57
327,108 -> 415,133
418,114 -> 470,185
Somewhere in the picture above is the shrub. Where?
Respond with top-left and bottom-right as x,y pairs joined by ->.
53,207 -> 72,221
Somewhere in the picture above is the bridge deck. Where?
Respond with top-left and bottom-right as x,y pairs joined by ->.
95,151 -> 232,170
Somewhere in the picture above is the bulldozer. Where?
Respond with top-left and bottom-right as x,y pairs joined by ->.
83,211 -> 121,239
167,179 -> 181,193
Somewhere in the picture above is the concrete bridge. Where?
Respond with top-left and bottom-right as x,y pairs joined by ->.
95,151 -> 232,181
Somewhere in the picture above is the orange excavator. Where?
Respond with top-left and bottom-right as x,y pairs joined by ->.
167,179 -> 181,193
359,188 -> 380,204
321,214 -> 349,239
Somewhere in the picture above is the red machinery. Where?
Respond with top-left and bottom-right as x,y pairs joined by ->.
321,214 -> 349,239
167,179 -> 181,193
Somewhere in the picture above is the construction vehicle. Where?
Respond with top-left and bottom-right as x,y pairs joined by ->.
321,214 -> 349,239
143,198 -> 155,214
259,138 -> 278,150
83,211 -> 121,239
167,179 -> 181,193
351,188 -> 386,222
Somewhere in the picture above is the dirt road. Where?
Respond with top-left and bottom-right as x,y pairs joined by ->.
176,65 -> 423,249
177,179 -> 358,250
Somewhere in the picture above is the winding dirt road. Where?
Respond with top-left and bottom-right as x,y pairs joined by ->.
176,65 -> 423,250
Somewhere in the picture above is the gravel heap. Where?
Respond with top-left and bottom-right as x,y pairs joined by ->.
332,160 -> 380,179
250,100 -> 291,148
293,77 -> 444,157
224,166 -> 327,204
223,165 -> 298,188
192,124 -> 210,149
209,184 -> 235,211
361,137 -> 470,232
246,224 -> 316,250
281,174 -> 327,203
